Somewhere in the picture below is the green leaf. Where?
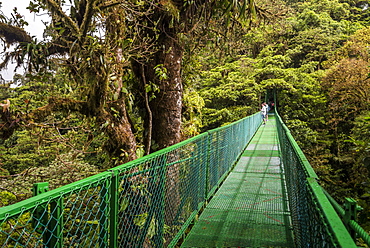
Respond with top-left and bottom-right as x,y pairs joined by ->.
120,197 -> 130,212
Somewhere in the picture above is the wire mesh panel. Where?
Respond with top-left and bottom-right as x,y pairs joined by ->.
112,134 -> 209,248
0,113 -> 261,248
275,111 -> 357,248
207,115 -> 259,199
0,173 -> 113,248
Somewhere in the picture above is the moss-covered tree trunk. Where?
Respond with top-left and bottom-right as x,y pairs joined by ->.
150,38 -> 183,151
130,4 -> 185,229
99,100 -> 137,162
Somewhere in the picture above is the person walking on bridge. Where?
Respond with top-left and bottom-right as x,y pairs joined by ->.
261,102 -> 268,125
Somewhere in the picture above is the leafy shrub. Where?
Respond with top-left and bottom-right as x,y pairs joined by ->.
0,153 -> 100,206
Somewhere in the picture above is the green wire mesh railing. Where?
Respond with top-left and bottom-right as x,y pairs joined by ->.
0,113 -> 261,248
275,110 -> 361,248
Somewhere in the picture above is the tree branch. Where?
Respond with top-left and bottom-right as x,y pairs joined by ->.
28,98 -> 89,122
142,64 -> 152,155
40,0 -> 80,34
80,0 -> 97,39
0,23 -> 32,44
0,97 -> 89,141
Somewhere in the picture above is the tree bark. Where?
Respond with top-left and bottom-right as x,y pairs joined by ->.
101,99 -> 137,163
150,38 -> 183,151
130,6 -> 184,231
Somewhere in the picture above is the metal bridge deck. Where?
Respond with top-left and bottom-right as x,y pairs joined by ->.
181,114 -> 294,247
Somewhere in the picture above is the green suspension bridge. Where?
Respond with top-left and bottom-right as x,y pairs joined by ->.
1,109 -> 370,247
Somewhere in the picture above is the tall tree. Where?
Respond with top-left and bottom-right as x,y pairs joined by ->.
129,0 -> 265,152
0,0 -> 139,164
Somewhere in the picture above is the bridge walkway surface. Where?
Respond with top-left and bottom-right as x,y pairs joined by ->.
181,114 -> 295,247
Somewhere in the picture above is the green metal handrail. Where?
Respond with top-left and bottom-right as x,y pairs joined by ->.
0,113 -> 261,247
275,110 -> 359,247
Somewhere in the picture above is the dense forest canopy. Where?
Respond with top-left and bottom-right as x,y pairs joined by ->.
0,0 -> 370,236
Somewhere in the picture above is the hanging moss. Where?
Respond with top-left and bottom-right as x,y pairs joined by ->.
0,23 -> 32,44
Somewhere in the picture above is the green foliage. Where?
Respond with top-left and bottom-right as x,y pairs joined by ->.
295,0 -> 350,21
0,111 -> 109,174
0,153 -> 100,205
182,89 -> 205,137
195,57 -> 261,130
0,129 -> 59,174
0,78 -> 65,165
0,191 -> 17,206
338,0 -> 370,25
345,112 -> 370,229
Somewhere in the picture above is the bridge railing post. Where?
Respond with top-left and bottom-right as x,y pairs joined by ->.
32,182 -> 63,248
109,170 -> 119,248
204,132 -> 211,201
344,198 -> 359,239
32,182 -> 49,246
48,197 -> 64,248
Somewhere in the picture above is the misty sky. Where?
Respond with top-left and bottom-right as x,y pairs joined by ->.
1,0 -> 46,80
